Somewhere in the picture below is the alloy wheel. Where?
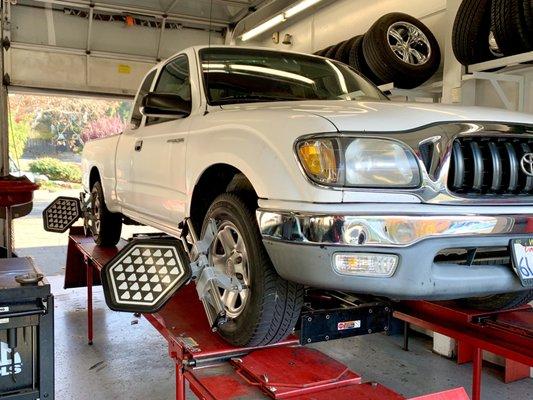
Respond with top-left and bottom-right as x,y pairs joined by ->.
387,21 -> 432,65
210,221 -> 251,318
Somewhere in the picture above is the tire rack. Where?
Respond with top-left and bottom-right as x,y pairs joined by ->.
63,226 -> 469,400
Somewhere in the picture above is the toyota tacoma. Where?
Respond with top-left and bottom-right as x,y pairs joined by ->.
82,46 -> 533,346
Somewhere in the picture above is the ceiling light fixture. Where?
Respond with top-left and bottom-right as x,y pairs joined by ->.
284,0 -> 323,18
241,0 -> 323,42
241,14 -> 286,41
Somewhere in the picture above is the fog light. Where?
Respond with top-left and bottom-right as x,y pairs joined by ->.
333,253 -> 398,277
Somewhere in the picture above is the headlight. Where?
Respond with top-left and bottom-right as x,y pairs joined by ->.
344,139 -> 420,187
296,136 -> 420,188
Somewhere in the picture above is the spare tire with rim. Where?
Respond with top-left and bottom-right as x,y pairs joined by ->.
452,0 -> 494,65
491,0 -> 532,56
348,34 -> 384,85
363,12 -> 440,89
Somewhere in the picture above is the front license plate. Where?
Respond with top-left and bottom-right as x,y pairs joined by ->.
510,238 -> 533,287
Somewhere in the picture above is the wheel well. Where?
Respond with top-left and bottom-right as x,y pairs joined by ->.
190,164 -> 257,233
89,167 -> 101,190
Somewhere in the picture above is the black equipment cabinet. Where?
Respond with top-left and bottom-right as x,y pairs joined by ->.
0,258 -> 53,400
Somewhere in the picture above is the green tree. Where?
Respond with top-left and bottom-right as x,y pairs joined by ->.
8,116 -> 31,161
9,94 -> 133,153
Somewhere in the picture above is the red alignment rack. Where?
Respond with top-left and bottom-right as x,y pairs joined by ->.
64,227 -> 468,400
394,300 -> 532,400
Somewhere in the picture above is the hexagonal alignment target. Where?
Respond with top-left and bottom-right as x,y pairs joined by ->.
101,239 -> 192,313
42,196 -> 82,233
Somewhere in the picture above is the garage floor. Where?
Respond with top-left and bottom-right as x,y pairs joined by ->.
51,277 -> 531,400
15,190 -> 533,400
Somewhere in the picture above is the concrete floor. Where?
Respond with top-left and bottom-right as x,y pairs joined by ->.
51,277 -> 531,400
13,188 -> 533,399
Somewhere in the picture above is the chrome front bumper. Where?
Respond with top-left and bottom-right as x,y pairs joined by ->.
256,210 -> 532,300
257,211 -> 533,247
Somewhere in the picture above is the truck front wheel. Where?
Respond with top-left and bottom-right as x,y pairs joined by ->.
90,181 -> 122,247
202,193 -> 303,347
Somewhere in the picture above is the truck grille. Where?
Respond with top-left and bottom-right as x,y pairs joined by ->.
434,247 -> 510,266
448,137 -> 533,196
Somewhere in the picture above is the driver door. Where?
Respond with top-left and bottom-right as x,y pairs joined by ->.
128,54 -> 192,226
115,69 -> 157,208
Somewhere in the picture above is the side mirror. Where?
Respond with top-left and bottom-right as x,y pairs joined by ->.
140,93 -> 191,118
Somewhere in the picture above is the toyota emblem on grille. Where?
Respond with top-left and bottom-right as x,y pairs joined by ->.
521,153 -> 533,177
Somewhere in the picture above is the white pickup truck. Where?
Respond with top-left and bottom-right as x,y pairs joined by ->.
82,46 -> 533,346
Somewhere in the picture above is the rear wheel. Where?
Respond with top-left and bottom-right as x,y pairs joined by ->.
202,193 -> 303,347
457,289 -> 533,311
90,181 -> 122,247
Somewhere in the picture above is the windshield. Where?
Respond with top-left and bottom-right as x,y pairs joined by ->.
200,48 -> 388,106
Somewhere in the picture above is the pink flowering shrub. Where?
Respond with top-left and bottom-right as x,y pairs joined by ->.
81,116 -> 127,142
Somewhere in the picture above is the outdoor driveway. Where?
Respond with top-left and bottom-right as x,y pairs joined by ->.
13,189 -> 155,276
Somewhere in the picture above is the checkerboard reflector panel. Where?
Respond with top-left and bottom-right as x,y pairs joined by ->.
42,196 -> 81,233
102,240 -> 191,313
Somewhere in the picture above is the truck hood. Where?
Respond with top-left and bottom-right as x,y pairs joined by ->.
220,100 -> 533,131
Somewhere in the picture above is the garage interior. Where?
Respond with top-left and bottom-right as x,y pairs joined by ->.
0,0 -> 532,399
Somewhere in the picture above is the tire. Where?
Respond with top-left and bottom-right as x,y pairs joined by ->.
319,45 -> 334,57
90,181 -> 122,247
201,193 -> 304,347
348,34 -> 384,85
491,0 -> 532,56
452,0 -> 494,65
363,12 -> 440,89
334,40 -> 351,63
325,42 -> 344,59
457,290 -> 533,311
524,0 -> 533,40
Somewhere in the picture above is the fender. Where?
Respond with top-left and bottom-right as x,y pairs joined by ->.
184,107 -> 343,217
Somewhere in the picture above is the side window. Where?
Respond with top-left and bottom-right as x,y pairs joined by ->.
130,70 -> 157,129
146,55 -> 191,126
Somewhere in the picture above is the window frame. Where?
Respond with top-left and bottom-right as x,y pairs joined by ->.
130,69 -> 158,130
144,53 -> 192,127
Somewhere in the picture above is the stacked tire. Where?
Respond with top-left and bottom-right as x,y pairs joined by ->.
313,13 -> 441,89
452,0 -> 533,65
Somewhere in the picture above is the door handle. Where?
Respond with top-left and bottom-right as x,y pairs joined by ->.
134,140 -> 143,151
